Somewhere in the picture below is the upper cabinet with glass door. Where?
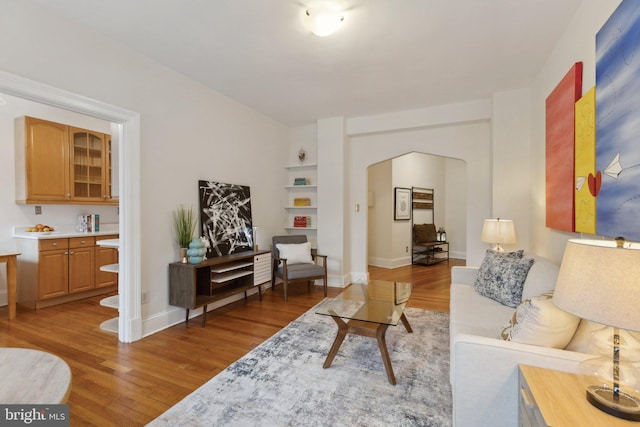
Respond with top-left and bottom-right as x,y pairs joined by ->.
70,127 -> 109,203
15,116 -> 116,205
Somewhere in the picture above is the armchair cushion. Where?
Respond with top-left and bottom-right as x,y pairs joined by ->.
275,242 -> 314,264
276,263 -> 326,280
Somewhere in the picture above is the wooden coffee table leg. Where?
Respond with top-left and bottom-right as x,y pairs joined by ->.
400,313 -> 413,333
323,316 -> 348,369
375,324 -> 397,385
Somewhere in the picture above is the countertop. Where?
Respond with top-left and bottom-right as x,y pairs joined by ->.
13,223 -> 119,239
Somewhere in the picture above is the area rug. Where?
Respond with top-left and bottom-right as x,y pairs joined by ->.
148,306 -> 452,427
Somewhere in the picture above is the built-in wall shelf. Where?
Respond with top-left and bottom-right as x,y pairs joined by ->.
284,163 -> 317,244
100,317 -> 118,334
284,163 -> 317,170
97,237 -> 119,335
100,263 -> 119,274
284,185 -> 317,189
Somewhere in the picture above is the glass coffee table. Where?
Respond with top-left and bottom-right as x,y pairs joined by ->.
316,280 -> 414,385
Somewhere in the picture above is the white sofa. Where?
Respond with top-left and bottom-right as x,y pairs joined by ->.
449,255 -> 593,427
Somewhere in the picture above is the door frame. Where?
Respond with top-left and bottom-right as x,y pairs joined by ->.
0,70 -> 142,342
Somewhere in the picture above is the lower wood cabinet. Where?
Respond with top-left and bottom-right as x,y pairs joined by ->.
169,250 -> 271,326
17,234 -> 118,309
68,237 -> 96,294
37,245 -> 68,300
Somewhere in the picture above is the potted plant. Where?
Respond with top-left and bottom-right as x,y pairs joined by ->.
173,205 -> 197,263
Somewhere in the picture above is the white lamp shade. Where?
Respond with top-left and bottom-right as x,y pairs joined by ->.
481,219 -> 516,245
553,239 -> 640,332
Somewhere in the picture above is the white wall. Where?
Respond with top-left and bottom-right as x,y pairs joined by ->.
445,157 -> 467,257
491,89 -> 532,252
367,160 -> 392,266
1,0 -> 288,335
317,117 -> 349,285
529,0 -> 622,263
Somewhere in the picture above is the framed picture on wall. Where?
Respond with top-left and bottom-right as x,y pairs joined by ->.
394,187 -> 411,221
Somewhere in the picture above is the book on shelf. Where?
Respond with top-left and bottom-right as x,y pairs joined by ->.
293,197 -> 311,206
293,216 -> 312,227
293,177 -> 308,186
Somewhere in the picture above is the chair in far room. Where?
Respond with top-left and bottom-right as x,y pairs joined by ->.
271,235 -> 327,302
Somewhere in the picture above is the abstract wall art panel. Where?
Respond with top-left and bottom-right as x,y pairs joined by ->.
199,180 -> 253,257
574,86 -> 597,234
545,62 -> 583,232
595,0 -> 640,241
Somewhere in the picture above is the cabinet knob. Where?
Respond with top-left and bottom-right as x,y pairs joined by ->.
64,252 -> 69,255
69,251 -> 74,255
52,243 -> 58,246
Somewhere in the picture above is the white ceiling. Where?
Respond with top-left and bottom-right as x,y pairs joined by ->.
31,0 -> 583,126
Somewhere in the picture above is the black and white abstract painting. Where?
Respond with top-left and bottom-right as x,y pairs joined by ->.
199,180 -> 253,257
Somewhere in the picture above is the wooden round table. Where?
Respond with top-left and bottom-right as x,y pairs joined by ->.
0,348 -> 71,403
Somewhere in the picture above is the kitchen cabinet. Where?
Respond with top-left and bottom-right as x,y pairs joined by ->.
15,116 -> 116,205
70,127 -> 110,203
37,240 -> 68,300
67,237 -> 96,294
15,117 -> 70,202
16,235 -> 118,309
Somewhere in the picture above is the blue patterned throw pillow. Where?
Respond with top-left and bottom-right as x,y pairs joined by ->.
474,249 -> 534,308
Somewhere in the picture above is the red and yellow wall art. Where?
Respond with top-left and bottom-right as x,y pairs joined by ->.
545,62 -> 583,232
574,87 -> 596,234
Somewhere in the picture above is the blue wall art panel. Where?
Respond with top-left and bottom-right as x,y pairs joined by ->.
595,0 -> 640,241
199,180 -> 253,257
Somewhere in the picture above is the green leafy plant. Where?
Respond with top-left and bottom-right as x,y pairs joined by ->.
173,205 -> 197,248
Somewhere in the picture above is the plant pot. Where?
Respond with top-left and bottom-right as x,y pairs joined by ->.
179,247 -> 188,263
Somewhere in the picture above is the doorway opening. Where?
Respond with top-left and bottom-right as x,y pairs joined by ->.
0,71 -> 142,342
366,151 -> 467,270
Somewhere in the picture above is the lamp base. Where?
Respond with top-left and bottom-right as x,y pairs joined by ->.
587,385 -> 640,421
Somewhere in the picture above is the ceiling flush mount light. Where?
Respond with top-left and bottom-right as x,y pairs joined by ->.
305,6 -> 344,37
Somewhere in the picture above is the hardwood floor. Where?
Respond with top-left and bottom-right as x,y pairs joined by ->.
0,258 -> 464,426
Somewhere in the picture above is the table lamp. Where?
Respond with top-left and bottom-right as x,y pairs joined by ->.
553,238 -> 640,421
480,218 -> 516,252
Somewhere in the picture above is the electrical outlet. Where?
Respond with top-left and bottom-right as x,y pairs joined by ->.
141,292 -> 149,304
35,206 -> 42,215
405,246 -> 408,253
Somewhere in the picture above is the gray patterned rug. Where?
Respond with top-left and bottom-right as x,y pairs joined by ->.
148,306 -> 452,427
